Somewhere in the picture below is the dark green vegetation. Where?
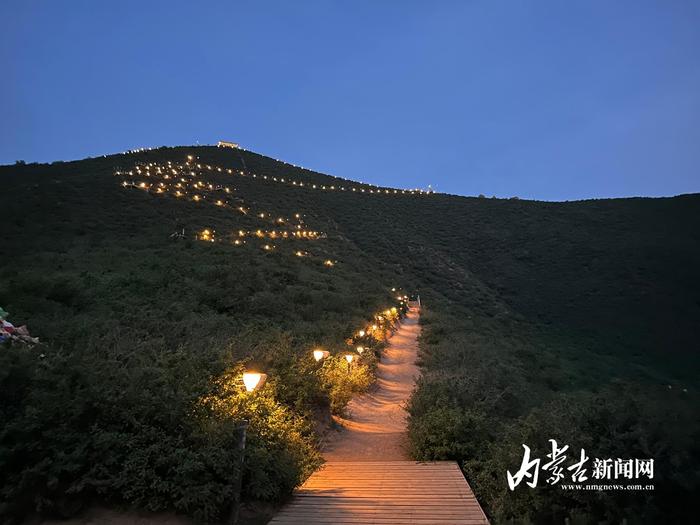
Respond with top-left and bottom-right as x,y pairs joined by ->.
1,146 -> 699,524
0,147 -> 400,523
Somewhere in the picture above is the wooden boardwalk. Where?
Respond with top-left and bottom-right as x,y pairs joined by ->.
269,461 -> 489,524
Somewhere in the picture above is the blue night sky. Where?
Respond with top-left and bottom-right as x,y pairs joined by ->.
2,1 -> 699,201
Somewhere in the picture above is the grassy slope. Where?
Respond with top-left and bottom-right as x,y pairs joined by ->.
1,146 -> 698,523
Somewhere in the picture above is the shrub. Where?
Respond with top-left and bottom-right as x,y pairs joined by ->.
319,354 -> 375,415
0,350 -> 320,523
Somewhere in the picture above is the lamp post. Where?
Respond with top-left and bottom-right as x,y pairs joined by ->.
344,353 -> 354,372
231,369 -> 267,525
228,420 -> 248,525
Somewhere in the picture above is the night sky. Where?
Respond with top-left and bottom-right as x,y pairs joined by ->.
2,1 -> 699,200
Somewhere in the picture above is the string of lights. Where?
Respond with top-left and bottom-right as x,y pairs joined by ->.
117,153 -> 435,197
224,145 -> 436,195
115,155 -> 423,268
194,227 -> 338,269
245,288 -> 412,395
312,287 -> 410,366
114,160 -> 329,244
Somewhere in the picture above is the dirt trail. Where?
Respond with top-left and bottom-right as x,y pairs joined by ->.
322,306 -> 421,461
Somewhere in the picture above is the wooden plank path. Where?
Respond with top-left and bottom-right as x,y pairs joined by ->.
269,461 -> 489,524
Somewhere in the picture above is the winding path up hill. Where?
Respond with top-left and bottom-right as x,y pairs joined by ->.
270,307 -> 489,524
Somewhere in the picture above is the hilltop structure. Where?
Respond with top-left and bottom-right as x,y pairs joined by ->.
217,140 -> 240,149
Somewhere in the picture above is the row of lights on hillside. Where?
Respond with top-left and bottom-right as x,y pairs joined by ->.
198,228 -> 323,242
313,347 -> 364,371
198,229 -> 336,266
243,347 -> 356,392
311,349 -> 362,362
180,155 -> 434,196
116,160 -> 338,261
117,161 -> 322,236
210,147 -> 436,195
239,289 -> 410,391
119,160 -> 304,227
312,292 -> 407,365
123,144 -> 434,194
354,306 -> 401,340
120,146 -> 436,195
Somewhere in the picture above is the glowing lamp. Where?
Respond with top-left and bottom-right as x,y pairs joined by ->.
313,349 -> 330,362
243,372 -> 267,392
356,346 -> 364,354
344,354 -> 354,364
372,324 -> 378,331
358,330 -> 365,337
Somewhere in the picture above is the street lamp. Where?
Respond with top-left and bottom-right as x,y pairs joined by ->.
242,372 -> 267,392
313,349 -> 330,362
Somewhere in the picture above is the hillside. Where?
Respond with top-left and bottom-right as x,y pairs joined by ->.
1,146 -> 698,524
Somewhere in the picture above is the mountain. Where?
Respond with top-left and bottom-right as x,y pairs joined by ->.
1,146 -> 698,523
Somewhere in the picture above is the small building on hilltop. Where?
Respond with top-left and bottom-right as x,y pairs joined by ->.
217,140 -> 240,149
